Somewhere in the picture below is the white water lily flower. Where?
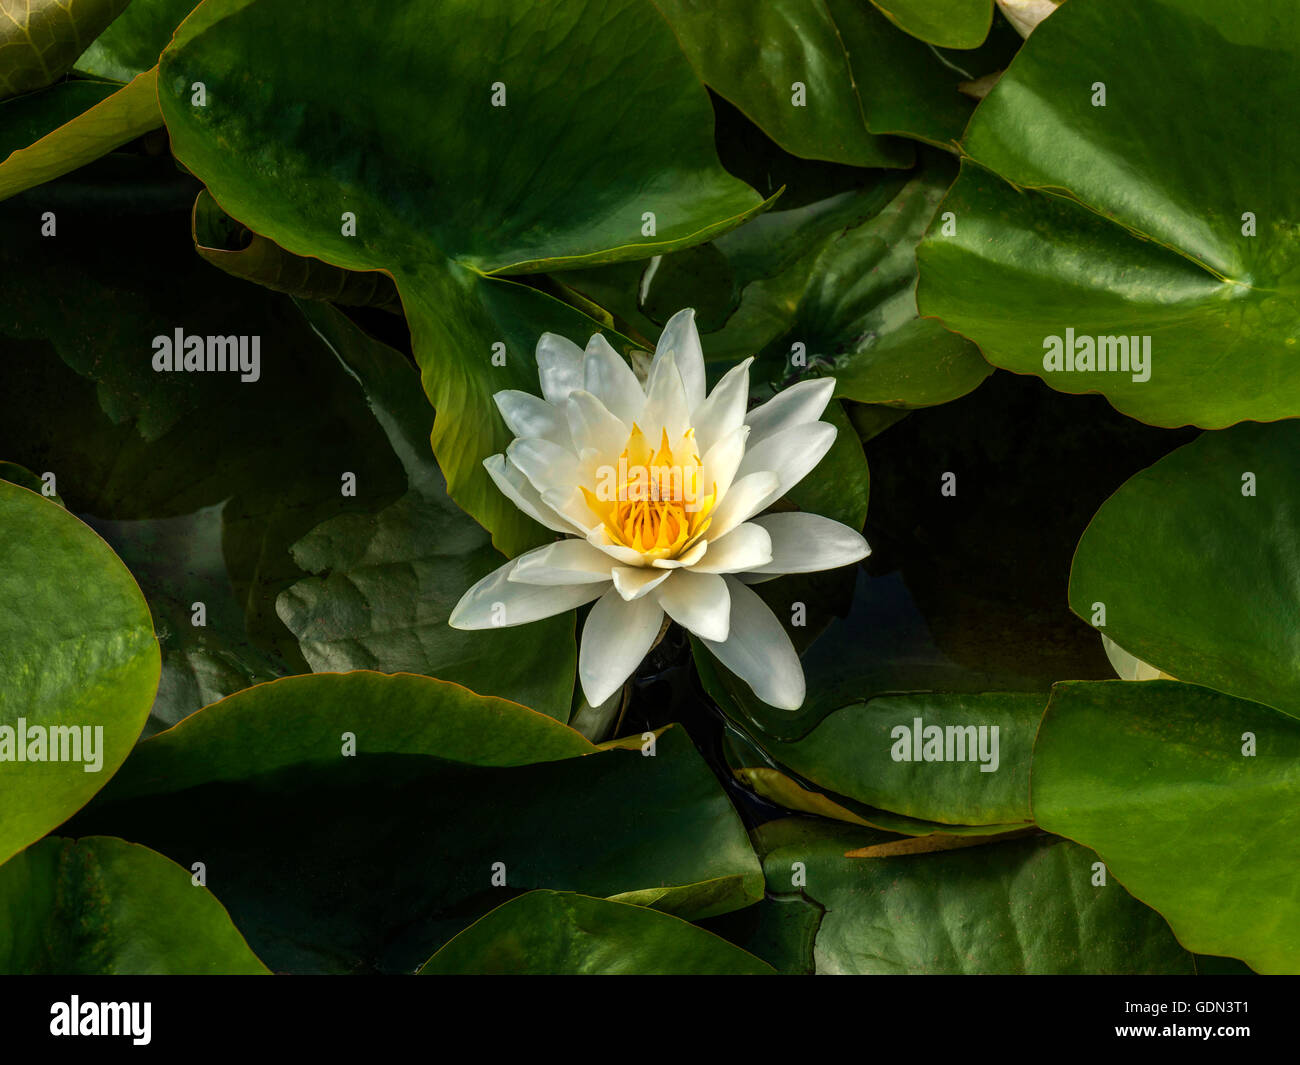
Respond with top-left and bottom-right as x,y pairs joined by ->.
448,308 -> 870,710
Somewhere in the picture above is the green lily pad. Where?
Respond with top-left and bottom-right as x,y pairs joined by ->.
276,300 -> 577,720
656,0 -> 1018,156
0,0 -> 130,98
828,0 -> 1019,145
557,116 -> 991,413
193,190 -> 401,310
157,0 -> 769,556
721,719 -> 1030,837
1032,680 -> 1300,975
867,0 -> 992,49
747,159 -> 990,407
0,67 -> 161,202
76,0 -> 200,82
1069,421 -> 1300,720
71,672 -> 763,972
654,0 -> 908,165
0,78 -> 119,159
730,765 -> 1027,838
0,460 -> 60,503
0,481 -> 159,865
625,159 -> 991,409
754,691 -> 1044,826
917,0 -> 1300,429
0,836 -> 268,974
757,820 -> 1194,973
699,892 -> 822,975
419,890 -> 775,975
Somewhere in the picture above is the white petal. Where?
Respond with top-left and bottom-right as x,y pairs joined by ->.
654,308 -> 707,413
449,557 -> 608,629
541,485 -> 600,535
536,333 -> 585,405
745,378 -> 835,447
704,470 -> 780,543
612,565 -> 672,600
579,590 -> 664,705
494,389 -> 570,447
689,522 -> 772,574
507,437 -> 582,495
748,512 -> 870,574
1101,632 -> 1164,681
509,538 -> 618,585
699,423 -> 749,502
565,389 -> 629,460
736,420 -> 837,500
583,334 -> 643,426
700,576 -> 804,710
691,357 -> 752,454
584,525 -> 647,566
484,454 -> 574,535
641,349 -> 690,442
655,569 -> 729,641
650,539 -> 709,569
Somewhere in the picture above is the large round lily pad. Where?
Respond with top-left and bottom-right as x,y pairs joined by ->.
918,0 -> 1300,428
0,481 -> 159,864
1033,680 -> 1300,975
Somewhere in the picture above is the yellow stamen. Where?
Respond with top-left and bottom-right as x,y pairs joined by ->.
581,422 -> 717,561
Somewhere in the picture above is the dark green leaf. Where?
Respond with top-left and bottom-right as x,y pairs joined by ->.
0,185 -> 404,732
0,67 -> 160,201
75,0 -> 199,82
0,836 -> 268,974
276,301 -> 578,720
71,672 -> 763,972
755,691 -> 1043,826
419,890 -> 775,974
656,0 -> 1016,155
193,190 -> 401,310
0,77 -> 117,158
866,0 -> 992,49
653,0 -> 910,165
0,179 -> 578,727
699,892 -> 822,975
638,159 -> 991,408
757,820 -> 1194,973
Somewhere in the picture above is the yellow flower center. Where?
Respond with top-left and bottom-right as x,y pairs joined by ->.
582,424 -> 717,560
